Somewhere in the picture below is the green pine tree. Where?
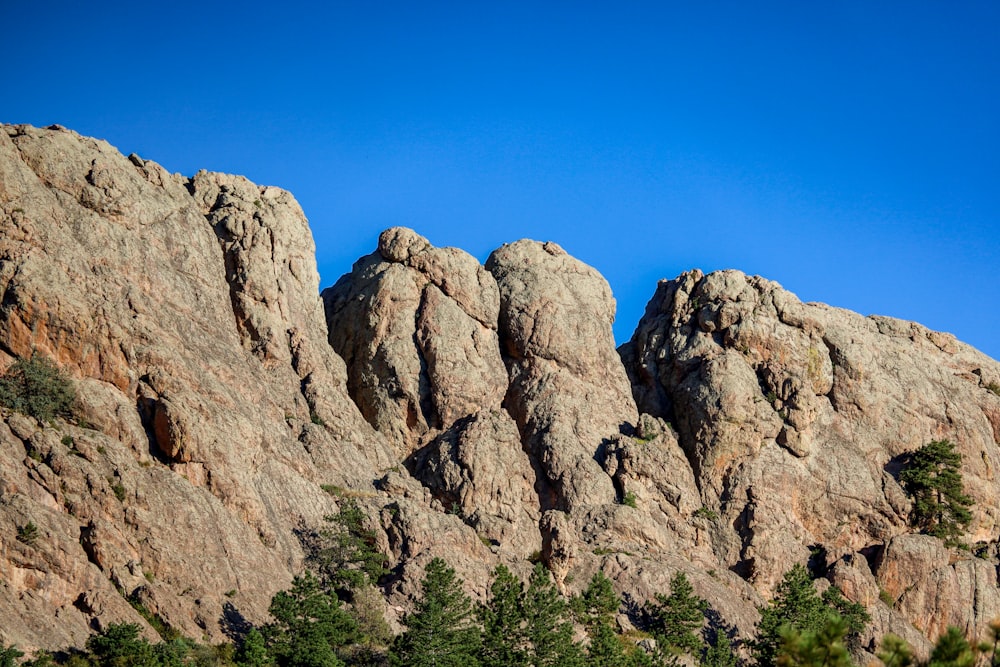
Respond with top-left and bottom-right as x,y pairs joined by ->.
587,622 -> 632,667
266,570 -> 357,667
750,564 -> 869,667
876,634 -> 914,667
237,628 -> 272,667
479,564 -> 529,667
85,623 -> 158,667
574,571 -> 621,629
390,558 -> 481,667
647,572 -> 708,655
316,499 -> 389,592
900,440 -> 973,546
525,563 -> 585,667
0,353 -> 75,423
775,613 -> 852,667
701,629 -> 737,667
928,627 -> 975,667
0,644 -> 24,667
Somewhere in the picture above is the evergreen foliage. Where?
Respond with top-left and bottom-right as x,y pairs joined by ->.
237,629 -> 272,667
928,627 -> 975,667
265,571 -> 356,667
479,564 -> 528,667
573,571 -> 620,628
315,499 -> 389,592
0,645 -> 24,667
85,623 -> 157,667
646,572 -> 708,655
524,563 -> 585,667
701,629 -> 737,667
900,440 -> 973,545
586,622 -> 631,667
389,558 -> 481,667
877,634 -> 915,667
819,587 -> 869,637
775,613 -> 852,667
0,353 -> 75,423
750,564 -> 869,667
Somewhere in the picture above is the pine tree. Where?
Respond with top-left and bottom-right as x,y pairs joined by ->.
646,572 -> 708,655
266,570 -> 357,667
574,571 -> 621,629
587,622 -> 631,667
237,628 -> 273,667
775,613 -> 852,667
928,627 -> 975,667
525,563 -> 585,667
316,499 -> 389,592
0,353 -> 75,423
85,623 -> 158,667
702,629 -> 737,667
900,440 -> 973,546
479,564 -> 529,667
390,557 -> 481,667
876,634 -> 914,667
750,564 -> 869,667
0,644 -> 24,667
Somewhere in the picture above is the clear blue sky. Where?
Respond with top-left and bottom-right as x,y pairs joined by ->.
4,2 -> 999,359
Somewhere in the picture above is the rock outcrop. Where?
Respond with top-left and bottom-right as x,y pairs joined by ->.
0,124 -> 398,648
619,268 -> 1000,647
3,124 -> 1000,658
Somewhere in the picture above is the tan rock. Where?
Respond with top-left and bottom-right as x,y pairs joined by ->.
323,228 -> 507,454
486,239 -> 638,511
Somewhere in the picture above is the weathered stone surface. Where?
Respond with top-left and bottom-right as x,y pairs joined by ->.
323,227 -> 507,453
486,240 -> 639,511
621,267 -> 1000,638
874,534 -> 1000,643
0,124 -> 400,649
409,409 -> 540,558
5,123 -> 1000,656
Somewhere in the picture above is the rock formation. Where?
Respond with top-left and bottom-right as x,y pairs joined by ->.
2,124 -> 1000,659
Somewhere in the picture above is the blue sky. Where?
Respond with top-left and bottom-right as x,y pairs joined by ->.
4,2 -> 999,359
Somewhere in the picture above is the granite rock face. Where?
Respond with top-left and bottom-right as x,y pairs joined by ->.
0,124 -> 399,648
620,268 -> 1000,646
3,124 -> 1000,657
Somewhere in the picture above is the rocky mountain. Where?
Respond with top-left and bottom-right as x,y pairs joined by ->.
2,124 -> 999,657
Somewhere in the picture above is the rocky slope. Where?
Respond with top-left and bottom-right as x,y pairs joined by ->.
2,124 -> 1000,657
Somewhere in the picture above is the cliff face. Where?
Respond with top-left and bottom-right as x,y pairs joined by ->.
2,124 -> 999,655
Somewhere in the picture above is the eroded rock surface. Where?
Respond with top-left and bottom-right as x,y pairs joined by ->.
621,268 -> 1000,644
323,227 -> 507,453
4,124 -> 1000,656
486,240 -> 639,511
0,125 -> 400,648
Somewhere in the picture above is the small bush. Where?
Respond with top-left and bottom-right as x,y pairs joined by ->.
111,481 -> 126,502
987,382 -> 1000,397
17,521 -> 39,545
693,506 -> 718,521
621,491 -> 637,508
0,353 -> 75,422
